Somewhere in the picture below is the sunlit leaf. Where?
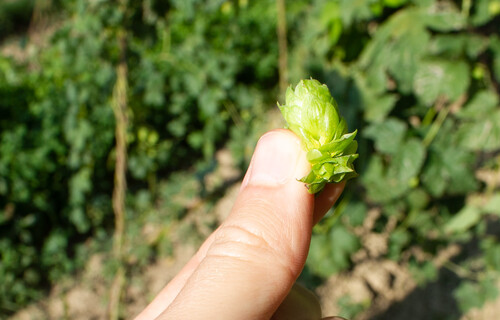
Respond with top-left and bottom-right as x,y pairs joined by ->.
457,110 -> 500,151
444,205 -> 482,234
414,59 -> 469,105
422,1 -> 465,31
456,90 -> 499,119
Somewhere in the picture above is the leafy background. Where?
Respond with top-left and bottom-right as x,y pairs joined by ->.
1,0 -> 500,319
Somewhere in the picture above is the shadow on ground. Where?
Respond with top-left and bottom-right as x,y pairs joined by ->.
369,267 -> 461,320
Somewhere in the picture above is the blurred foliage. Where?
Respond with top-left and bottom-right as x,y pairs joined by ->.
0,0 -> 276,313
296,0 -> 500,317
337,295 -> 370,320
1,0 -> 500,317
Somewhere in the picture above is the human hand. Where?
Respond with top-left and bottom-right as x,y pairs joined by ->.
135,129 -> 346,320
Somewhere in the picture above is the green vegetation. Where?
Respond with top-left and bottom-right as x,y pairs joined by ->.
1,0 -> 500,317
0,0 -> 277,313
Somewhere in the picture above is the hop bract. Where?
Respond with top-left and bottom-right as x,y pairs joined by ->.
278,79 -> 358,194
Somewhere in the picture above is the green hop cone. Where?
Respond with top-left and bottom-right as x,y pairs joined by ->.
278,79 -> 358,194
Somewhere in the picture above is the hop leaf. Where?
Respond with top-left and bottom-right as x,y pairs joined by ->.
278,79 -> 358,194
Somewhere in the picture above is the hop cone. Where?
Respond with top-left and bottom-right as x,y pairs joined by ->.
278,79 -> 358,194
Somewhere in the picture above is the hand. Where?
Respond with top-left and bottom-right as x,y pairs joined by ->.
134,129 -> 345,320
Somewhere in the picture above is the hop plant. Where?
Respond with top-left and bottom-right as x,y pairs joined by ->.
278,79 -> 358,194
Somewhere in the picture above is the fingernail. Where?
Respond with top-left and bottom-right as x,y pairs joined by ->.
247,131 -> 301,187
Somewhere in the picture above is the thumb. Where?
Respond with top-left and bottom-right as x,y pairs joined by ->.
158,129 -> 315,319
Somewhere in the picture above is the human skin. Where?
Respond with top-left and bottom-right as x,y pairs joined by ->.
134,129 -> 345,320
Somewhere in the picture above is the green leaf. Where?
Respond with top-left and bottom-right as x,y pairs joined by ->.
406,188 -> 430,210
167,116 -> 188,138
339,0 -> 379,27
69,208 -> 90,234
365,94 -> 398,123
389,229 -> 410,260
482,239 -> 500,271
482,276 -> 500,300
337,296 -> 367,320
420,159 -> 449,196
359,8 -> 430,93
344,201 -> 367,227
457,110 -> 500,151
69,168 -> 92,206
406,209 -> 435,234
456,90 -> 499,119
455,281 -> 486,312
363,155 -> 391,202
355,74 -> 398,122
422,120 -> 478,196
484,193 -> 500,216
198,87 -> 224,119
411,0 -> 434,7
409,260 -> 438,285
444,205 -> 482,234
471,0 -> 500,26
363,118 -> 407,154
384,0 -> 409,8
455,277 -> 500,313
414,59 -> 469,106
187,131 -> 204,149
428,34 -> 489,59
421,1 -> 466,31
388,138 -> 426,188
320,2 -> 343,45
144,71 -> 165,107
306,225 -> 360,277
465,35 -> 490,58
386,22 -> 430,93
363,139 -> 426,202
489,35 -> 500,87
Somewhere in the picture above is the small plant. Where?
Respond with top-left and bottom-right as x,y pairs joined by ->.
278,79 -> 358,194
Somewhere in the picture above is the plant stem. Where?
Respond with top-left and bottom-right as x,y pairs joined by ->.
443,260 -> 479,281
462,0 -> 472,18
112,31 -> 128,263
423,97 -> 447,147
108,2 -> 129,318
276,0 -> 288,97
423,95 -> 467,147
